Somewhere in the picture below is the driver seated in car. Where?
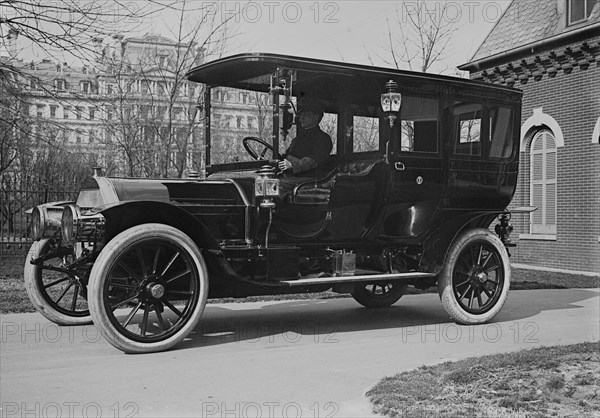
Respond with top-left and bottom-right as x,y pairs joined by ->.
278,101 -> 332,177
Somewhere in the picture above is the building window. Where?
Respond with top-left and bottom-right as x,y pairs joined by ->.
81,81 -> 90,93
179,83 -> 189,96
174,107 -> 183,120
568,0 -> 599,25
76,107 -> 83,120
21,103 -> 30,116
530,130 -> 557,235
36,105 -> 44,118
50,105 -> 57,118
55,79 -> 66,91
89,107 -> 95,120
63,106 -> 70,119
169,151 -> 178,167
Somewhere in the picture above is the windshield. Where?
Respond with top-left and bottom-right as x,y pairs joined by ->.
209,87 -> 285,165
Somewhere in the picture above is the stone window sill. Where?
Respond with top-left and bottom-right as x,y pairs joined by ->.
519,234 -> 557,241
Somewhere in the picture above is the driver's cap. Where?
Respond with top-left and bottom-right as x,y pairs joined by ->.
298,100 -> 324,118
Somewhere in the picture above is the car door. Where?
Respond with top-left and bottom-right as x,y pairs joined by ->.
324,110 -> 390,241
377,95 -> 444,240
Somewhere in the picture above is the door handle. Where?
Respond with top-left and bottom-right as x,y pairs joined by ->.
394,162 -> 405,171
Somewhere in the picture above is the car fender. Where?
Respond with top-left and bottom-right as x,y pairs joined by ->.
418,211 -> 501,275
100,200 -> 219,251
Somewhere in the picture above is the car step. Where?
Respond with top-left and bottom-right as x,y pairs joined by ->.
280,271 -> 436,286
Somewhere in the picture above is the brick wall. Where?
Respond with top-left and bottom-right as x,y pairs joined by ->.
471,37 -> 600,274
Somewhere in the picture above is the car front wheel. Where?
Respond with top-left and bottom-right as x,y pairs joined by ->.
438,228 -> 510,324
88,224 -> 208,353
24,238 -> 92,325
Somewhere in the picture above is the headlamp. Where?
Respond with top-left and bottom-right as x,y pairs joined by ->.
30,205 -> 63,240
61,204 -> 79,245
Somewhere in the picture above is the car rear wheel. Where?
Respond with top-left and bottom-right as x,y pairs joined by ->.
24,238 -> 92,325
438,228 -> 510,324
351,282 -> 406,308
88,224 -> 208,353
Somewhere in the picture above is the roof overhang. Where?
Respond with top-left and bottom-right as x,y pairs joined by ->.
458,22 -> 600,72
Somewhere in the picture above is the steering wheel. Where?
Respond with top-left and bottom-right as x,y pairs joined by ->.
242,136 -> 274,160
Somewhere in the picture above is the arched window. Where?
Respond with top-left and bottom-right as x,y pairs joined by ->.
530,130 -> 557,235
593,116 -> 600,144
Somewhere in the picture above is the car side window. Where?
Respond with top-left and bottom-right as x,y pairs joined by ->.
353,115 -> 380,152
400,96 -> 438,153
453,101 -> 482,156
489,105 -> 514,158
321,112 -> 338,154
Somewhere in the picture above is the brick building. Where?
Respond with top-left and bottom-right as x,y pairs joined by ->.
459,0 -> 600,274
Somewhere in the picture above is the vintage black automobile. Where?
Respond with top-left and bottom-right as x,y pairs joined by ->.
25,53 -> 529,353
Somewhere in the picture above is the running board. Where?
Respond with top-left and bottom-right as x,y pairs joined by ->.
280,272 -> 436,286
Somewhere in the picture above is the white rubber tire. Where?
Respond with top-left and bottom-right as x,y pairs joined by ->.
24,239 -> 92,325
88,224 -> 208,354
438,228 -> 510,325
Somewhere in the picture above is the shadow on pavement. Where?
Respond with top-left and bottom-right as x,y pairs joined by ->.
177,288 -> 598,350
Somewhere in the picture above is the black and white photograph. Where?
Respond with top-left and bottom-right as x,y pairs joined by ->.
1,0 -> 599,416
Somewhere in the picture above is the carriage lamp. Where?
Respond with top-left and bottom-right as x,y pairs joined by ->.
31,204 -> 64,240
255,165 -> 280,209
380,80 -> 402,127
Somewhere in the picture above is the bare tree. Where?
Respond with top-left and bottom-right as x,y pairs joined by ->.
0,70 -> 21,175
95,1 -> 235,178
380,1 -> 458,73
0,0 -> 164,69
0,0 -> 157,187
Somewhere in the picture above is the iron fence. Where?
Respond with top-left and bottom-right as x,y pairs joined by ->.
0,188 -> 78,262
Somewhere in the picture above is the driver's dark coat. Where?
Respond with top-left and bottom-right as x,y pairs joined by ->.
284,126 -> 332,176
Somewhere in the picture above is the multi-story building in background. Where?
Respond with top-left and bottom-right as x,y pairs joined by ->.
1,32 -> 207,183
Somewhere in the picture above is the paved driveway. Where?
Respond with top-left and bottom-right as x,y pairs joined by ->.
1,288 -> 598,417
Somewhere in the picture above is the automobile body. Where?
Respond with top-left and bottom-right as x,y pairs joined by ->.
24,53 -> 531,353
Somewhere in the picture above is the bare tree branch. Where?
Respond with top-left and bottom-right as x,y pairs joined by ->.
380,1 -> 458,73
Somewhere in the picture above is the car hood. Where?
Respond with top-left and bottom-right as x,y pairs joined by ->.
76,176 -> 252,210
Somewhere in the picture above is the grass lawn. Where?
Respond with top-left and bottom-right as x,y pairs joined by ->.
368,341 -> 600,417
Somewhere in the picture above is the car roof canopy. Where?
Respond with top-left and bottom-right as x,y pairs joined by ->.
186,53 -> 521,105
